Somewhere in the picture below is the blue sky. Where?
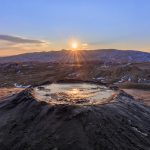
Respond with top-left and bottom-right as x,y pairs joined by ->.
0,0 -> 150,55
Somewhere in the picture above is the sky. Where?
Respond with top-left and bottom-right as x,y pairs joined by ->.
0,0 -> 150,56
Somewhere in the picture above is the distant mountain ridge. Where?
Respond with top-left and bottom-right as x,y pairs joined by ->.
0,49 -> 150,64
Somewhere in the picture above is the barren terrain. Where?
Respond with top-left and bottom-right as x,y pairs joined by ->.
0,57 -> 150,150
0,88 -> 23,100
123,89 -> 150,106
0,62 -> 150,88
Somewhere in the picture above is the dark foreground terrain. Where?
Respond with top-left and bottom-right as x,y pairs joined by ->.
0,88 -> 150,150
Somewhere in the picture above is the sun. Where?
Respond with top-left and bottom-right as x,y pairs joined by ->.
71,41 -> 78,50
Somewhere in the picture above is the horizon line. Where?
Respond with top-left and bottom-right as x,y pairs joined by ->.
0,48 -> 150,57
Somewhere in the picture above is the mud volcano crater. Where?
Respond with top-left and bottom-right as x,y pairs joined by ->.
0,81 -> 150,150
33,83 -> 116,105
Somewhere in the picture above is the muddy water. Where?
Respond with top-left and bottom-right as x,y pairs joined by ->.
33,83 -> 116,105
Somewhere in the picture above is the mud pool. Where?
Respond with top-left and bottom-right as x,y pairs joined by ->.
33,83 -> 116,105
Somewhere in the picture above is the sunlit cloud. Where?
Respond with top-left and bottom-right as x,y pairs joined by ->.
0,35 -> 45,44
0,35 -> 51,56
82,43 -> 88,49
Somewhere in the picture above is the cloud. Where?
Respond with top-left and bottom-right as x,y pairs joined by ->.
81,43 -> 88,49
0,35 -> 45,44
0,35 -> 52,56
82,43 -> 88,47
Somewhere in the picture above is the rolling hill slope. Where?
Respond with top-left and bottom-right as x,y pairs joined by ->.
0,49 -> 150,64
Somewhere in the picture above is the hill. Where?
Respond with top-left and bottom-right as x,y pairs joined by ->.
0,49 -> 150,64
